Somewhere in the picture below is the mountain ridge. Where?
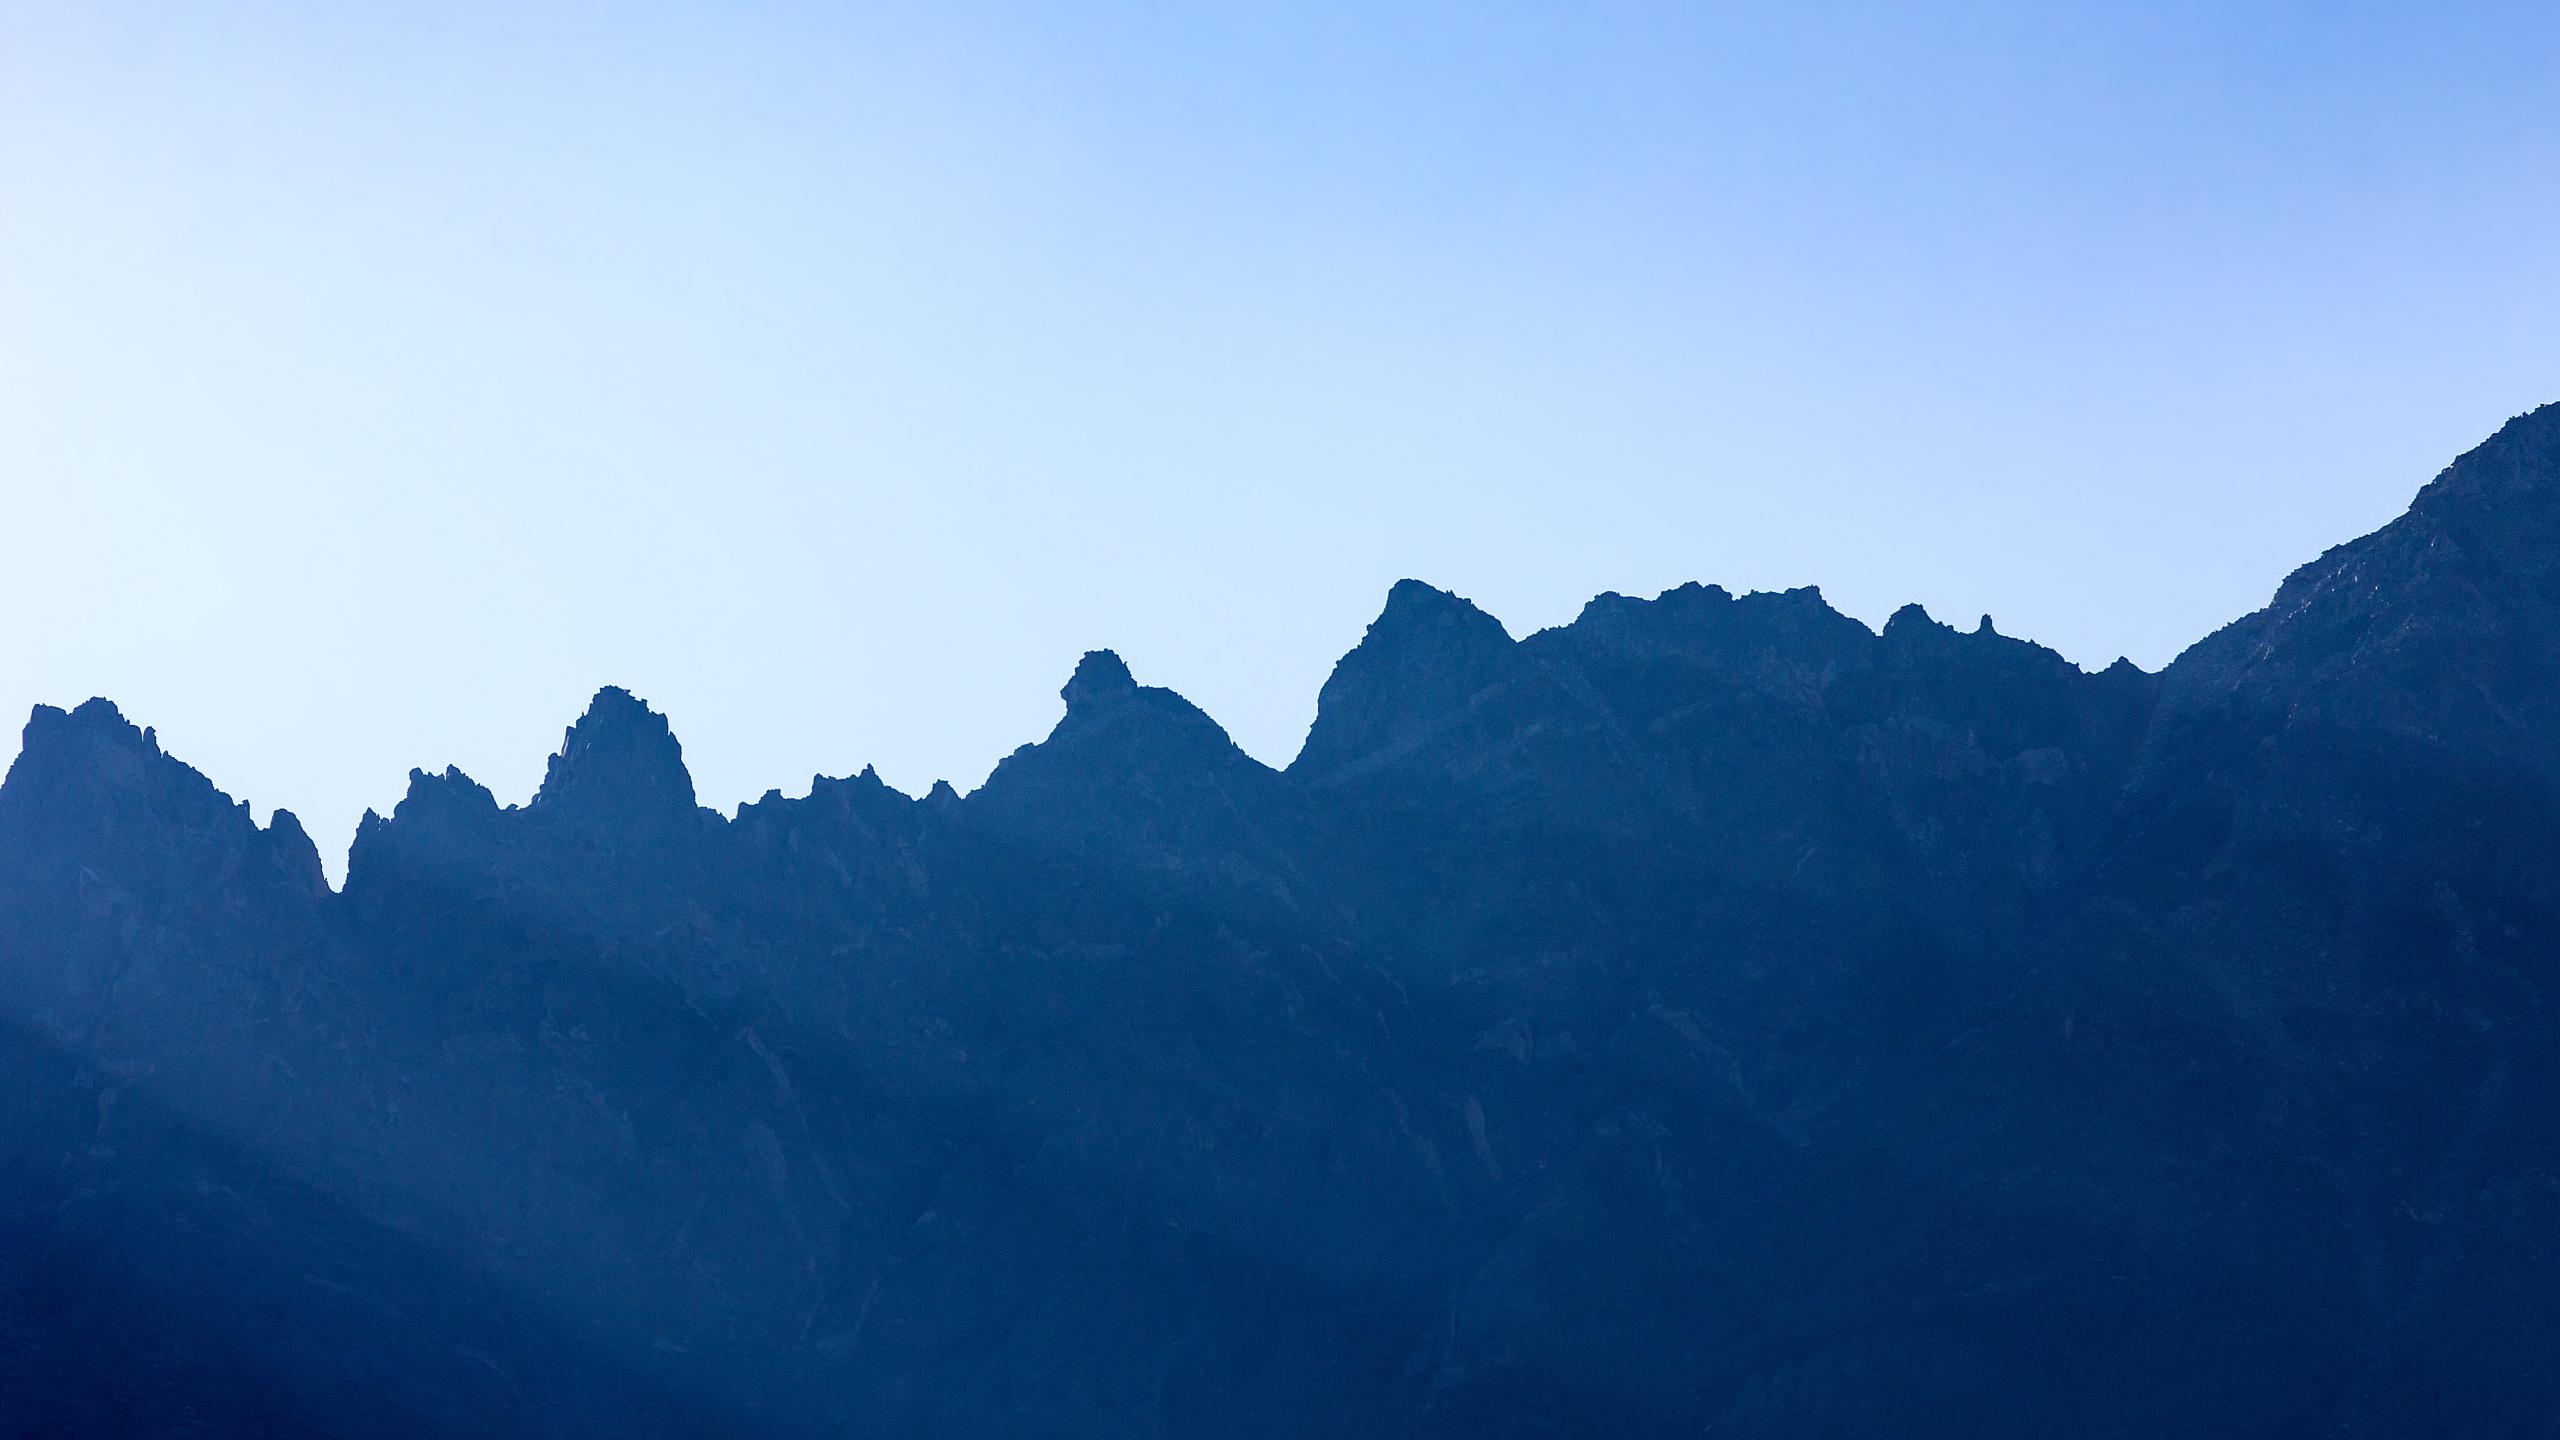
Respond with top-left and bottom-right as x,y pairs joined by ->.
4,402 -> 2558,1437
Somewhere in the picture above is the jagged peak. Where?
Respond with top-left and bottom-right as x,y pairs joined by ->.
1538,581 -> 1875,694
1062,650 -> 1138,713
2160,400 -> 2560,727
1369,579 -> 1514,648
2254,401 -> 2560,612
1554,580 -> 1855,647
1556,580 -> 1739,629
5,700 -> 264,859
1650,580 -> 1737,613
2312,400 -> 2560,598
406,762 -> 495,801
731,766 -> 919,830
17,698 -> 160,768
1030,649 -> 1243,764
1880,602 -> 2054,653
1291,581 -> 1522,779
1571,584 -> 1725,629
374,765 -> 504,842
260,807 -> 330,896
2412,399 -> 2560,514
12,699 -> 178,793
824,764 -> 906,802
533,686 -> 698,822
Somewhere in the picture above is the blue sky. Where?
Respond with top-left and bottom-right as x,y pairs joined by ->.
5,1 -> 2558,878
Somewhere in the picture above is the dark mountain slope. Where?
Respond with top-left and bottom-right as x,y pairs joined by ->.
4,403 -> 2559,1437
1278,576 -> 2246,1437
2079,405 -> 2560,1435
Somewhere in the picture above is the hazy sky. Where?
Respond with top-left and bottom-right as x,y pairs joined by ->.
6,1 -> 2558,879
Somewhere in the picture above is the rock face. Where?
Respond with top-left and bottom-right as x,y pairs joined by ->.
5,406 -> 2560,1438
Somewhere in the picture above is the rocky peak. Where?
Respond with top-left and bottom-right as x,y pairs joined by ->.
1061,649 -> 1138,714
964,646 -> 1321,910
3,699 -> 330,920
2406,399 -> 2560,529
1001,650 -> 1247,778
1879,601 -> 1937,640
1869,600 -> 2155,762
1552,583 -> 1874,677
260,807 -> 330,898
4,698 -> 243,847
1876,602 -> 2042,665
1373,577 -> 1513,644
1875,602 -> 2072,671
1290,580 -> 1519,780
532,686 -> 699,825
2158,402 -> 2560,760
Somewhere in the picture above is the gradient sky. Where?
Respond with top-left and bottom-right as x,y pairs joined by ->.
6,1 -> 2559,879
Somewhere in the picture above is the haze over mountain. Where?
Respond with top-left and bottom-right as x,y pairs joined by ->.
4,404 -> 2559,1436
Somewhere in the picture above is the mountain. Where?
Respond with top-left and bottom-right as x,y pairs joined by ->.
4,403 -> 2557,1438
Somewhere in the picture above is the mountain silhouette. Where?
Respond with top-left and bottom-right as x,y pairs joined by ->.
5,405 -> 2560,1437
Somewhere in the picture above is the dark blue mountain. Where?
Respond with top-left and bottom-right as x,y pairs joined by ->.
5,404 -> 2558,1437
